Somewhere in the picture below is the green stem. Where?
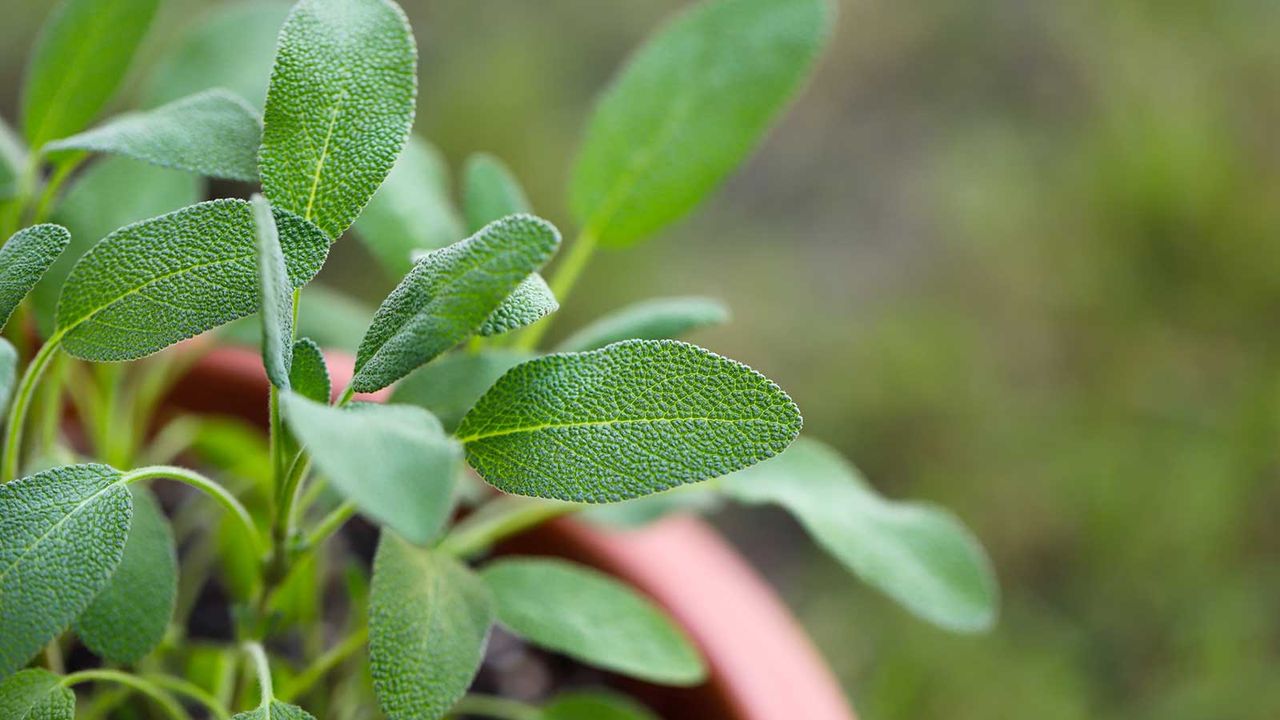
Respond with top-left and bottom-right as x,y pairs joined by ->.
143,674 -> 233,720
243,641 -> 274,709
124,465 -> 266,559
304,500 -> 358,550
438,496 -> 578,559
450,694 -> 541,720
2,334 -> 62,483
516,229 -> 598,350
279,626 -> 369,703
61,669 -> 191,720
30,154 -> 83,224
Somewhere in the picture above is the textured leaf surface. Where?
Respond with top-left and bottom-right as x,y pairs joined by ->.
289,338 -> 330,403
721,437 -> 998,632
254,195 -> 293,388
44,90 -> 262,181
0,669 -> 75,719
283,394 -> 460,544
75,486 -> 176,664
232,700 -> 316,720
0,224 -> 71,330
0,464 -> 132,676
56,199 -> 329,361
557,296 -> 730,352
482,558 -> 704,685
543,691 -> 660,720
370,535 -> 492,720
478,274 -> 559,337
351,215 -> 560,393
21,0 -> 160,149
0,339 -> 15,414
259,0 -> 417,239
457,340 -> 801,502
462,153 -> 531,234
392,350 -> 530,433
570,0 -> 832,246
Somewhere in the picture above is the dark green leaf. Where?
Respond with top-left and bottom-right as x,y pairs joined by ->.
0,224 -> 71,330
0,339 -> 15,414
392,349 -> 531,434
462,153 -> 530,234
253,195 -> 293,388
543,691 -> 659,720
232,700 -> 316,720
289,338 -> 330,404
556,296 -> 730,352
478,274 -> 559,337
0,669 -> 75,719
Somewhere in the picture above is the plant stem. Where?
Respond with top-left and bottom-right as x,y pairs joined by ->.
438,496 -> 578,558
61,669 -> 191,720
1,334 -> 62,483
124,465 -> 266,559
516,229 -> 598,350
450,694 -> 541,720
304,499 -> 358,549
279,626 -> 369,703
144,674 -> 233,720
30,154 -> 83,224
243,641 -> 274,709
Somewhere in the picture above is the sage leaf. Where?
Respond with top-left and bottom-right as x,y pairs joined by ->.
44,90 -> 263,181
253,195 -> 293,388
0,224 -> 71,330
0,464 -> 132,677
56,199 -> 329,362
282,394 -> 461,545
75,486 -> 176,664
351,215 -> 561,393
720,437 -> 999,632
392,350 -> 531,433
462,153 -> 531,234
0,339 -> 15,414
0,669 -> 75,720
370,535 -> 492,720
289,338 -> 331,404
456,339 -> 802,502
232,700 -> 316,720
557,296 -> 730,353
21,0 -> 161,149
478,274 -> 558,337
481,558 -> 705,685
543,691 -> 659,720
259,0 -> 418,239
570,0 -> 833,246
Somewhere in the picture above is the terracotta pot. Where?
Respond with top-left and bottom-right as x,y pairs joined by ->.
167,346 -> 856,720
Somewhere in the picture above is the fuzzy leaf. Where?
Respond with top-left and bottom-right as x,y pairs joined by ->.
462,153 -> 530,234
370,535 -> 492,720
721,437 -> 999,632
557,296 -> 730,352
282,394 -> 461,545
289,338 -> 331,403
482,558 -> 704,685
0,340 -> 15,414
543,692 -> 660,720
259,0 -> 418,239
0,669 -> 75,719
55,199 -> 329,361
44,90 -> 262,181
456,339 -> 801,502
392,350 -> 531,433
75,486 -> 176,664
351,215 -> 560,393
478,274 -> 558,337
253,195 -> 293,388
0,464 -> 132,676
21,0 -> 160,149
570,0 -> 832,246
232,700 -> 316,720
0,224 -> 71,330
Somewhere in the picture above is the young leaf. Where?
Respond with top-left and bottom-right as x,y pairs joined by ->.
0,339 -> 15,413
351,215 -> 561,393
0,669 -> 76,720
289,338 -> 331,403
543,691 -> 660,720
720,437 -> 999,632
232,701 -> 316,720
282,394 -> 461,545
462,153 -> 531,234
0,224 -> 71,330
253,195 -> 293,388
478,274 -> 559,337
557,296 -> 730,352
570,0 -> 832,246
456,339 -> 802,502
481,558 -> 705,685
370,534 -> 492,720
0,464 -> 132,676
392,349 -> 531,433
55,199 -> 329,361
44,90 -> 263,181
75,486 -> 177,664
21,0 -> 161,149
259,0 -> 418,239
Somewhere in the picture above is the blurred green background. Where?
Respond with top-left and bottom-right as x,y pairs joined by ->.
3,1 -> 1279,718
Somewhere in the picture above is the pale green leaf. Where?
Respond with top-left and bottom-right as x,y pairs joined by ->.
75,486 -> 176,664
44,90 -> 262,181
0,119 -> 24,200
583,486 -> 723,529
720,437 -> 999,632
456,339 -> 801,502
543,691 -> 659,720
0,339 -> 15,414
282,394 -> 461,545
0,669 -> 75,720
55,199 -> 330,361
482,558 -> 705,685
462,153 -> 530,234
557,296 -> 730,352
570,0 -> 832,246
21,0 -> 161,149
370,534 -> 492,720
0,464 -> 132,676
478,274 -> 559,337
253,195 -> 293,388
289,338 -> 331,404
0,224 -> 70,330
259,0 -> 418,239
392,349 -> 531,434
351,215 -> 561,393
232,700 -> 316,720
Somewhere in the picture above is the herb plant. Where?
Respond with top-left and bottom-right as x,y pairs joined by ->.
0,0 -> 998,718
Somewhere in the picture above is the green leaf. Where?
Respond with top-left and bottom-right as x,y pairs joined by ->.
478,274 -> 559,337
543,691 -> 659,720
355,136 -> 464,278
462,153 -> 531,234
282,394 -> 461,545
0,119 -> 25,200
232,700 -> 316,720
456,339 -> 802,502
44,90 -> 262,181
1,224 -> 71,331
557,296 -> 730,352
0,464 -> 132,676
370,534 -> 492,720
253,195 -> 293,389
570,0 -> 832,247
720,437 -> 999,632
392,350 -> 531,434
55,199 -> 330,361
289,338 -> 331,404
0,669 -> 75,719
0,339 -> 15,414
259,0 -> 418,239
481,558 -> 705,685
75,486 -> 176,664
351,215 -> 561,393
21,0 -> 161,149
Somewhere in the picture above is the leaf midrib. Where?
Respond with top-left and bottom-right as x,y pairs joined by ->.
0,478 -> 122,586
458,415 -> 788,444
